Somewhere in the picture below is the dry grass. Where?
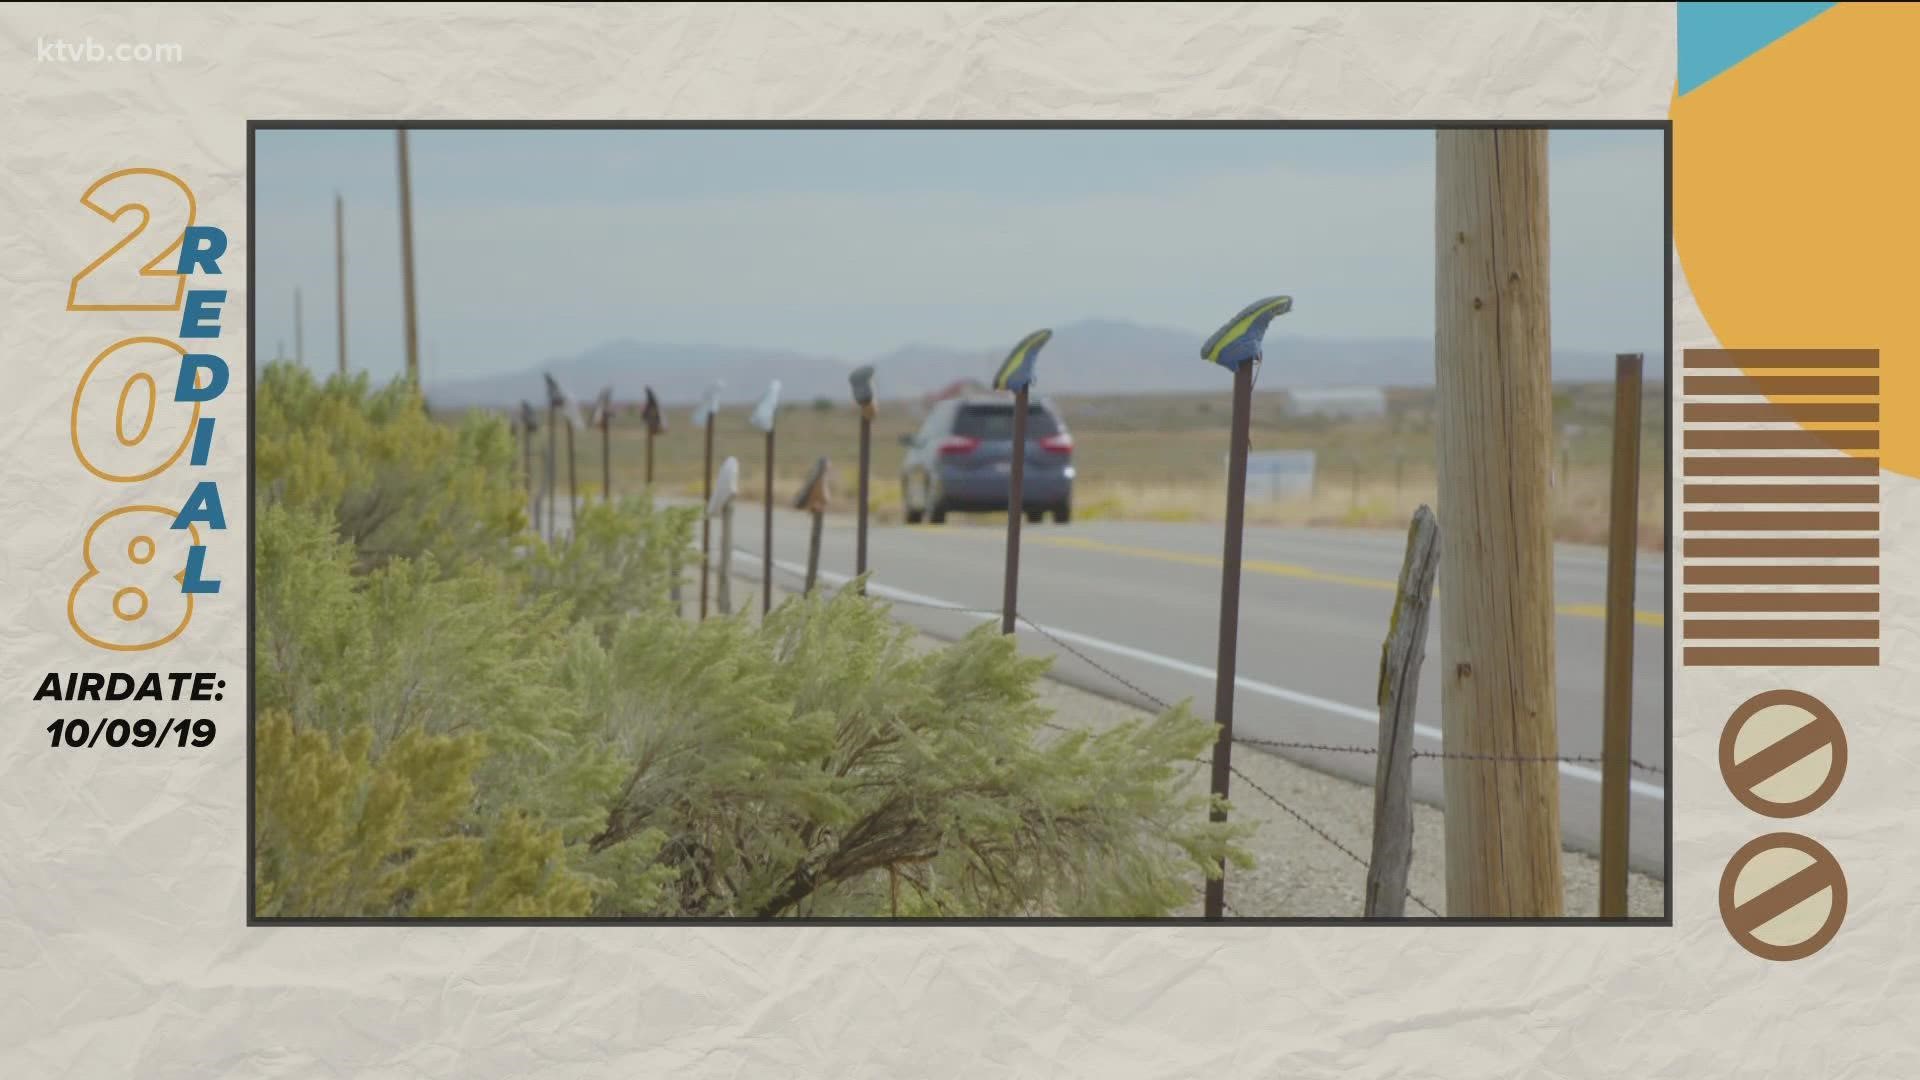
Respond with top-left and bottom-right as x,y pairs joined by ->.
478,381 -> 1667,548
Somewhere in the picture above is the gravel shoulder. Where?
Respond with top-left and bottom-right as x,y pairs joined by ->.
1032,674 -> 1666,919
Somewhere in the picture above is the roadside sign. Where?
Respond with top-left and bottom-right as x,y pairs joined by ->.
1237,449 -> 1316,500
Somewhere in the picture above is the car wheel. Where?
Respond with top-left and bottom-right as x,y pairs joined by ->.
903,475 -> 926,524
1025,508 -> 1044,524
929,503 -> 947,524
1052,502 -> 1072,524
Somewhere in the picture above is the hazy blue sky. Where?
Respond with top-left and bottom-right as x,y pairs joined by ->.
253,128 -> 1664,386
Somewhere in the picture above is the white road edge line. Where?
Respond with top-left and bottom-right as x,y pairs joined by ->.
734,548 -> 1666,802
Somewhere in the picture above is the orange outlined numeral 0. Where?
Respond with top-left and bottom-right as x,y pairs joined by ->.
71,336 -> 204,483
67,168 -> 198,311
68,506 -> 200,652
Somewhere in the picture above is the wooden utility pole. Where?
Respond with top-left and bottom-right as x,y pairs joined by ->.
294,288 -> 304,364
1434,128 -> 1563,917
1366,506 -> 1440,918
1599,353 -> 1644,917
334,193 -> 347,377
396,129 -> 421,388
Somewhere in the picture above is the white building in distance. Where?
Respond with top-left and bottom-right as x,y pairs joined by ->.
1281,386 -> 1388,420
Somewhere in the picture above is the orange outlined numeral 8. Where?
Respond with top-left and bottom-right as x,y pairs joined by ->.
67,505 -> 200,652
67,168 -> 198,312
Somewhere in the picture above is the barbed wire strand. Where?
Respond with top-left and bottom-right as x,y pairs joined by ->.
752,554 -> 1657,919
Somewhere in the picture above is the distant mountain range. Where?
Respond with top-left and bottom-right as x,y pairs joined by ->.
422,317 -> 1661,409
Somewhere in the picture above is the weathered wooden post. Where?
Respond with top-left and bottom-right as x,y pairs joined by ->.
1435,128 -> 1563,917
992,330 -> 1052,635
848,365 -> 876,587
1200,295 -> 1293,921
641,386 -> 664,487
693,382 -> 724,620
795,457 -> 831,595
750,380 -> 783,616
1366,506 -> 1441,918
709,456 -> 740,616
1600,353 -> 1644,917
545,374 -> 580,540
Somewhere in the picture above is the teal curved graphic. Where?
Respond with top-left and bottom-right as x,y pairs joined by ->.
1678,2 -> 1834,95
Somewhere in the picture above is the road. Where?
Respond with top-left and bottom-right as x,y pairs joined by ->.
548,496 -> 1668,877
734,508 -> 1666,878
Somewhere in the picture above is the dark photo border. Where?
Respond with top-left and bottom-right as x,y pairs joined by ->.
247,119 -> 1673,927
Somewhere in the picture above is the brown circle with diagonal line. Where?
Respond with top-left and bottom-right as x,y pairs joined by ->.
1719,832 -> 1848,961
1719,689 -> 1848,818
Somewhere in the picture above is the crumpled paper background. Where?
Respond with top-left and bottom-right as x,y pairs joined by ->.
3,3 -> 1910,1076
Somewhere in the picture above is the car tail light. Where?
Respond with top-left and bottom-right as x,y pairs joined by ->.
937,435 -> 981,457
1038,433 -> 1074,455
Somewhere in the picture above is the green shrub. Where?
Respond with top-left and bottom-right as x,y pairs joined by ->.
253,362 -> 1247,918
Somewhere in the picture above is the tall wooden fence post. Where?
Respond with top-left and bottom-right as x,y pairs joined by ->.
695,384 -> 722,621
796,456 -> 831,596
1435,128 -> 1563,917
1001,385 -> 1028,635
990,332 -> 1050,636
1600,353 -> 1644,917
1366,506 -> 1441,917
710,456 -> 739,617
850,364 -> 877,590
1197,295 -> 1292,922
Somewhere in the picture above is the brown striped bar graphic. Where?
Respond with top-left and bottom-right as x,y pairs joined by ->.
1683,483 -> 1877,504
1684,375 -> 1878,396
1684,619 -> 1879,640
1684,429 -> 1877,450
1683,349 -> 1879,368
1686,647 -> 1879,667
1682,347 -> 1879,667
1685,592 -> 1878,612
1684,565 -> 1878,586
1684,511 -> 1877,531
1684,402 -> 1879,423
1683,537 -> 1878,558
1684,456 -> 1879,477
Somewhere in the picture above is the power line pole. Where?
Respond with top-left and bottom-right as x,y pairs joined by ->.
396,128 -> 421,389
1434,128 -> 1563,917
334,193 -> 347,378
294,287 -> 304,364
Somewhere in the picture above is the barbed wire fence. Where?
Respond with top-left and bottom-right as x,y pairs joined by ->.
747,552 -> 1663,919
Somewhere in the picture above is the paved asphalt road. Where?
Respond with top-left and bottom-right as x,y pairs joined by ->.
546,496 -> 1668,877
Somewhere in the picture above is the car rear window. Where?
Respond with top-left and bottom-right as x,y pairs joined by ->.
952,403 -> 1060,439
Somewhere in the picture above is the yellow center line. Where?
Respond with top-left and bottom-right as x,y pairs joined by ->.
1020,534 -> 1665,628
